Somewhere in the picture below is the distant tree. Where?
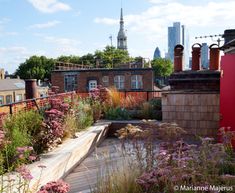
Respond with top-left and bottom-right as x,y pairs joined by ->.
151,58 -> 173,77
15,56 -> 55,80
94,46 -> 131,68
80,53 -> 95,66
57,55 -> 80,64
56,54 -> 95,67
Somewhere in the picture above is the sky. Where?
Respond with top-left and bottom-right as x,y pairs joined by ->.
0,0 -> 234,73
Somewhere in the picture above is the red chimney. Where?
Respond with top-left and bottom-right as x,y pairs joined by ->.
174,44 -> 184,72
209,44 -> 220,71
192,43 -> 202,71
25,79 -> 38,99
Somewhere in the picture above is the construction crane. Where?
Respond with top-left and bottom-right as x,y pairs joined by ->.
195,34 -> 224,46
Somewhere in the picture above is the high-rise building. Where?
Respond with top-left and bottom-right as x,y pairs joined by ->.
153,47 -> 161,59
117,8 -> 127,50
201,43 -> 209,69
168,22 -> 190,70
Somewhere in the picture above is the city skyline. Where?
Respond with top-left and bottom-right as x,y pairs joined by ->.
168,22 -> 190,70
0,0 -> 234,73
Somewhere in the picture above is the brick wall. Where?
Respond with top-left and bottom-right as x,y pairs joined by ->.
162,92 -> 220,137
51,68 -> 154,93
51,72 -> 65,93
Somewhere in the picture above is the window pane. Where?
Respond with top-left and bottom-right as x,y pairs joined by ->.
6,95 -> 12,104
120,82 -> 124,89
131,75 -> 143,89
0,96 -> 4,105
64,74 -> 77,92
16,94 -> 22,102
114,75 -> 125,89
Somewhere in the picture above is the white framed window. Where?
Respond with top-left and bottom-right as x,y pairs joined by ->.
6,95 -> 12,104
114,75 -> 125,90
102,76 -> 109,87
88,80 -> 97,91
0,96 -> 4,105
64,74 -> 77,92
131,75 -> 143,89
16,94 -> 23,102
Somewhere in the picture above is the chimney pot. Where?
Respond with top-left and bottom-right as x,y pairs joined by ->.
191,43 -> 202,71
174,44 -> 184,72
209,44 -> 220,71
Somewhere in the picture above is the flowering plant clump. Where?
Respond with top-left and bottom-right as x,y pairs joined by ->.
37,180 -> 70,193
15,146 -> 37,166
16,165 -> 33,181
115,123 -> 235,193
89,85 -> 108,104
135,134 -> 234,192
35,99 -> 67,152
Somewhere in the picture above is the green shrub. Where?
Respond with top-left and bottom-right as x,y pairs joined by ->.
1,111 -> 42,171
75,100 -> 94,132
104,107 -> 131,120
2,127 -> 31,171
91,101 -> 103,122
140,102 -> 153,119
4,110 -> 43,137
135,100 -> 162,120
63,114 -> 77,139
149,98 -> 161,110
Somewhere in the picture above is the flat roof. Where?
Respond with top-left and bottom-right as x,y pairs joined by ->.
52,67 -> 153,73
0,79 -> 25,92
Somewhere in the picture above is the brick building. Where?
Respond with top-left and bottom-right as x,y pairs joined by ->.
51,67 -> 154,93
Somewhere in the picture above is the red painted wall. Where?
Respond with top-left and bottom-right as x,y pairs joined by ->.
220,54 -> 235,147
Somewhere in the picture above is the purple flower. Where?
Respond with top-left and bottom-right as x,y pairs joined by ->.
16,165 -> 33,181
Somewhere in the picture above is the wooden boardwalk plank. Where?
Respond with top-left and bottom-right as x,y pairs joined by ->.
63,138 -> 132,193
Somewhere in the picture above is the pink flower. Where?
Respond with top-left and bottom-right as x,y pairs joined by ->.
16,165 -> 33,181
38,180 -> 70,193
18,154 -> 24,159
29,155 -> 37,161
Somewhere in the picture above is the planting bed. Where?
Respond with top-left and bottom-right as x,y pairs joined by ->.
27,121 -> 111,191
28,120 -> 156,191
27,120 -> 151,191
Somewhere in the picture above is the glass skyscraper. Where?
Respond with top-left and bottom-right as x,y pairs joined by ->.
168,22 -> 190,70
201,43 -> 209,69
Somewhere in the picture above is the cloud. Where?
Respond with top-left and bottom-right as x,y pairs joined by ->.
0,18 -> 18,37
0,46 -> 27,53
0,18 -> 11,25
4,32 -> 18,36
95,0 -> 235,57
39,35 -> 81,55
0,46 -> 31,73
27,0 -> 71,13
29,20 -> 61,29
94,18 -> 118,25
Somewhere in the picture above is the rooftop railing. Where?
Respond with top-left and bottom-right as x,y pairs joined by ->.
0,90 -> 161,116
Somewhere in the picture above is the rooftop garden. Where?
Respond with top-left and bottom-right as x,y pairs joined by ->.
0,86 -> 234,193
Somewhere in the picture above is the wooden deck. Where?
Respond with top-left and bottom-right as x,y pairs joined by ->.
63,138 -> 131,193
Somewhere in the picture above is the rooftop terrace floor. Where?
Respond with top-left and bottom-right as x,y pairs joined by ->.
64,138 -> 132,193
